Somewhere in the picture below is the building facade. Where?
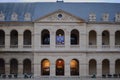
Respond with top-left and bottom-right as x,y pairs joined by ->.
0,1 -> 120,79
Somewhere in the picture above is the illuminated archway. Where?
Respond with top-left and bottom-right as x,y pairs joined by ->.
70,59 -> 79,76
41,59 -> 50,76
56,59 -> 64,76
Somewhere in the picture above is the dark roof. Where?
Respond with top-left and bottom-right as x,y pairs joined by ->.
0,1 -> 120,22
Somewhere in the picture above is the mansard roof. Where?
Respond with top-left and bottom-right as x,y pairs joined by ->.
0,2 -> 120,22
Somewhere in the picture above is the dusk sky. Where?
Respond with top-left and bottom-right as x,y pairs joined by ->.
0,0 -> 120,3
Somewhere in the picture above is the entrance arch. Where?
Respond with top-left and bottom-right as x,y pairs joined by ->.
23,59 -> 31,74
115,59 -> 120,74
102,59 -> 110,75
70,59 -> 79,76
89,59 -> 97,75
56,59 -> 64,76
10,59 -> 18,74
41,59 -> 50,76
0,58 -> 5,74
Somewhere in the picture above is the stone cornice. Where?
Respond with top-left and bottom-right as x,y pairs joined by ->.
0,21 -> 34,27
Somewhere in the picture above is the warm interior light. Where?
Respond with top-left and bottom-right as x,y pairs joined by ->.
70,60 -> 77,68
43,60 -> 50,68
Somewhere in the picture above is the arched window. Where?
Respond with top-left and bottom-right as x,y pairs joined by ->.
89,59 -> 97,75
56,29 -> 65,45
70,59 -> 79,76
41,29 -> 50,45
89,30 -> 97,45
0,30 -> 5,47
24,30 -> 31,45
0,58 -> 5,74
115,59 -> 120,74
102,59 -> 110,75
102,31 -> 109,45
41,59 -> 50,76
23,59 -> 31,74
10,30 -> 18,48
10,59 -> 18,74
115,31 -> 120,45
71,29 -> 79,45
56,59 -> 64,76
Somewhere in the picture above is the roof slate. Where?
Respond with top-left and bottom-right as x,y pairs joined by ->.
0,2 -> 120,22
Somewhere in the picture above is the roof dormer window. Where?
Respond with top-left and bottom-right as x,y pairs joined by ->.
24,13 -> 31,21
11,12 -> 18,21
102,13 -> 109,22
115,13 -> 120,22
89,13 -> 96,22
0,11 -> 5,21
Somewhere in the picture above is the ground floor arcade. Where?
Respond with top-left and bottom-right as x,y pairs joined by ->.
0,52 -> 120,78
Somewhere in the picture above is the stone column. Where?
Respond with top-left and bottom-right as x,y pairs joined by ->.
18,63 -> 23,74
110,34 -> 115,49
97,34 -> 102,49
31,33 -> 34,49
5,34 -> 10,49
65,61 -> 70,76
97,62 -> 102,77
50,61 -> 55,76
34,53 -> 40,77
5,63 -> 10,74
34,33 -> 40,50
110,61 -> 115,74
50,31 -> 55,49
80,33 -> 87,50
80,63 -> 88,77
65,30 -> 70,48
18,34 -> 23,48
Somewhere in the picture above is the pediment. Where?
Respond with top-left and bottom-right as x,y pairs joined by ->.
35,10 -> 85,22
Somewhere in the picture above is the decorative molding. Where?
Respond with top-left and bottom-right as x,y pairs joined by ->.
35,10 -> 84,23
0,22 -> 33,27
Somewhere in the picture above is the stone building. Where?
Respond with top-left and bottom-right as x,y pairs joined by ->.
0,1 -> 120,79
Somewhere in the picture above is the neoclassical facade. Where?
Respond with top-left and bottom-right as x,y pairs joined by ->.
0,1 -> 120,79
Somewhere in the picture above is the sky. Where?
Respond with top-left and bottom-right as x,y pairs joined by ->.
0,0 -> 120,3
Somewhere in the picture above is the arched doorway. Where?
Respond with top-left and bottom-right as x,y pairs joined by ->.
89,59 -> 97,75
56,59 -> 64,76
23,30 -> 32,46
115,59 -> 120,74
41,29 -> 50,45
89,30 -> 97,45
70,29 -> 79,45
56,29 -> 65,45
41,59 -> 50,76
10,30 -> 18,47
102,59 -> 110,75
115,31 -> 120,45
102,31 -> 109,45
10,59 -> 18,74
0,30 -> 5,46
0,58 -> 5,74
70,59 -> 79,76
23,59 -> 31,74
